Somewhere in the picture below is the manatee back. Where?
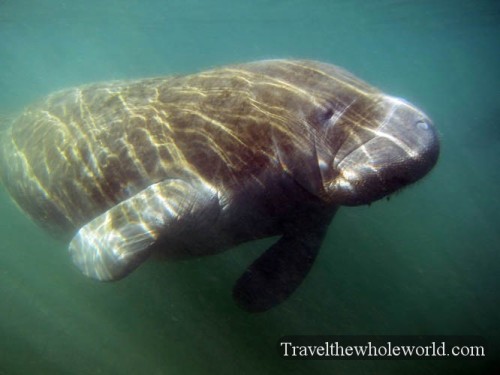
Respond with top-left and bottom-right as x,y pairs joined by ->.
0,60 -> 383,236
0,79 -> 178,234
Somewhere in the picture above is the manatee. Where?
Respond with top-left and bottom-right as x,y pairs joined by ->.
0,60 -> 439,312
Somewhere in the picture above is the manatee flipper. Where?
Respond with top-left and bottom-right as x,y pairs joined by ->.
233,209 -> 336,312
69,179 -> 218,281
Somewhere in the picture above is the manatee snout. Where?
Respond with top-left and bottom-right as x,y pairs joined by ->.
328,96 -> 440,206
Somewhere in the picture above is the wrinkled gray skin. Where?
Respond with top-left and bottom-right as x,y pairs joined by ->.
0,60 -> 439,312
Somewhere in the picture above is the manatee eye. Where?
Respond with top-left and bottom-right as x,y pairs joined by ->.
415,119 -> 430,130
318,108 -> 335,126
323,108 -> 334,120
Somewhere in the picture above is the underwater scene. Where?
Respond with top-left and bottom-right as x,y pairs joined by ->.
0,0 -> 499,374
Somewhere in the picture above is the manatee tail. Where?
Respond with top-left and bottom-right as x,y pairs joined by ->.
0,113 -> 15,183
0,112 -> 16,130
0,114 -> 12,185
0,112 -> 20,186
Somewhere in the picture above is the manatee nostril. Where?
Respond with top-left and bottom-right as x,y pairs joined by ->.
415,119 -> 430,130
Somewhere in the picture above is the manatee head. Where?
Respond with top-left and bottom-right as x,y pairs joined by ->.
315,94 -> 439,206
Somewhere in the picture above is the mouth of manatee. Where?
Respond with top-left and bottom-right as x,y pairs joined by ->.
0,59 -> 439,312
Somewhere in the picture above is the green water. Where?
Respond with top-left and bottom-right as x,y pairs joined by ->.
0,1 -> 499,374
